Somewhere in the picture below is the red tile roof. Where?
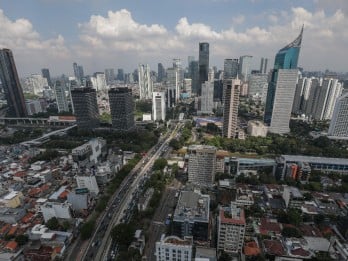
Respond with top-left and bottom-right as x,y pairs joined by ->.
7,225 -> 17,236
21,212 -> 34,224
244,241 -> 261,256
58,190 -> 69,199
291,247 -> 311,257
0,224 -> 11,235
219,209 -> 245,225
263,239 -> 286,256
260,218 -> 282,235
5,241 -> 18,251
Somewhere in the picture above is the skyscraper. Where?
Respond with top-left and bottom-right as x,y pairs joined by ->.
187,145 -> 216,186
189,60 -> 199,95
54,80 -> 69,112
152,92 -> 166,121
41,68 -> 52,86
117,69 -> 124,82
260,57 -> 268,74
0,49 -> 27,117
248,73 -> 268,102
108,87 -> 134,131
104,68 -> 115,85
223,78 -> 241,138
239,55 -> 253,81
224,59 -> 239,79
138,64 -> 153,100
264,27 -> 303,134
313,78 -> 343,120
71,87 -> 99,129
328,92 -> 348,138
157,63 -> 165,82
198,42 -> 209,95
73,62 -> 84,82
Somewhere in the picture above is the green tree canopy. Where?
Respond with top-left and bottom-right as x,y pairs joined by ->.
153,158 -> 168,171
282,226 -> 303,238
111,223 -> 135,248
46,217 -> 59,230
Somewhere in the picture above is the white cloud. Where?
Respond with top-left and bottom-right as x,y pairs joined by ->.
0,9 -> 69,75
1,6 -> 347,75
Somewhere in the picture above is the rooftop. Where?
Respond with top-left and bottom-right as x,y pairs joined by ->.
282,154 -> 348,165
173,190 -> 210,223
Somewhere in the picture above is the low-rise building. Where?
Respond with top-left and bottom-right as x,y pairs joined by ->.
0,191 -> 23,208
41,202 -> 72,222
173,190 -> 210,242
155,234 -> 193,261
76,174 -> 99,195
217,204 -> 246,254
247,120 -> 268,137
71,138 -> 107,168
138,188 -> 154,211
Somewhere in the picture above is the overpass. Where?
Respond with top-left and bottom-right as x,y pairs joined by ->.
0,117 -> 76,127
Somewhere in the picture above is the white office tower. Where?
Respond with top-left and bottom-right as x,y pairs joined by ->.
248,73 -> 268,102
166,68 -> 180,108
155,234 -> 193,261
187,145 -> 216,186
96,73 -> 107,91
104,68 -> 115,85
217,204 -> 246,254
223,78 -> 241,138
328,93 -> 348,138
152,92 -> 166,121
25,74 -> 48,95
292,77 -> 313,115
76,175 -> 99,195
183,78 -> 192,97
54,81 -> 69,112
199,81 -> 214,114
268,69 -> 298,134
138,64 -> 153,100
304,78 -> 321,117
238,55 -> 252,81
314,79 -> 343,120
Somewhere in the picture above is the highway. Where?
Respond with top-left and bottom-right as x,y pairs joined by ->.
80,123 -> 181,261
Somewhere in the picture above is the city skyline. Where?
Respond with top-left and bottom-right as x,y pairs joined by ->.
0,0 -> 347,76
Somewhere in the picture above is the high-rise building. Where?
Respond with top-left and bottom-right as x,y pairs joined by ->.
328,93 -> 348,138
198,42 -> 209,95
104,68 -> 115,85
138,64 -> 153,100
217,204 -> 246,254
73,62 -> 84,82
108,87 -> 134,131
260,57 -> 268,74
264,27 -> 303,134
313,79 -> 343,120
71,87 -> 99,129
95,72 -> 107,92
157,63 -> 165,82
41,68 -> 52,86
292,77 -> 314,115
152,92 -> 166,121
0,49 -> 27,117
223,78 -> 241,138
187,145 -> 216,186
117,69 -> 124,82
199,81 -> 214,114
304,78 -> 321,117
155,234 -> 193,261
54,80 -> 69,112
189,60 -> 199,95
25,74 -> 48,95
173,190 -> 210,241
239,55 -> 253,81
224,59 -> 239,79
248,73 -> 268,102
183,78 -> 192,97
166,61 -> 183,108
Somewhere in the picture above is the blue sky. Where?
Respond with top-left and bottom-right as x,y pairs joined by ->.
0,0 -> 347,76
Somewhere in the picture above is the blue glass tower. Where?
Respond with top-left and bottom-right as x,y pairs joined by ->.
264,26 -> 303,126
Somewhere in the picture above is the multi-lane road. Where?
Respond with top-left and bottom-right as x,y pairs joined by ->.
71,123 -> 182,261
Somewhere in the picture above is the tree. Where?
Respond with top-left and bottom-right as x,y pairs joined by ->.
62,221 -> 71,231
153,158 -> 168,171
15,234 -> 29,246
169,139 -> 181,150
80,220 -> 95,240
111,223 -> 135,247
46,217 -> 59,230
287,208 -> 303,226
218,251 -> 231,261
282,226 -> 302,238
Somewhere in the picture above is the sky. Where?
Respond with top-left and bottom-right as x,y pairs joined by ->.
0,0 -> 347,77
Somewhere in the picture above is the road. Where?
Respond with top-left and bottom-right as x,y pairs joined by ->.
90,123 -> 182,261
144,179 -> 182,261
